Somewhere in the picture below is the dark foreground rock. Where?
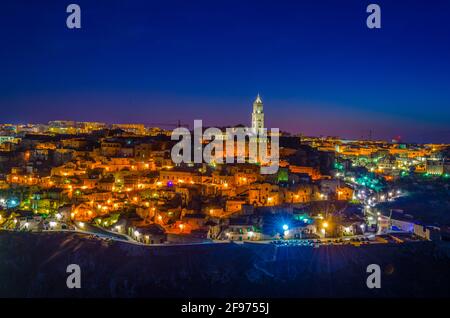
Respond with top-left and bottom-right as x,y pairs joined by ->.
1,232 -> 449,297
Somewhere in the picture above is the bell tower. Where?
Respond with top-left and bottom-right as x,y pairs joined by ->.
251,94 -> 264,131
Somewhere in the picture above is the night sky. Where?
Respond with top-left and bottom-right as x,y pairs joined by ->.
1,0 -> 450,143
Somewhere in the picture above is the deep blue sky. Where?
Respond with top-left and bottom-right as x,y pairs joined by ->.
1,0 -> 450,143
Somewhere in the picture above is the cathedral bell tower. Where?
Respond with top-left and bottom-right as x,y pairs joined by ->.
251,94 -> 264,131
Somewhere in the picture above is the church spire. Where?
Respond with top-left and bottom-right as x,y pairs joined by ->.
255,93 -> 262,104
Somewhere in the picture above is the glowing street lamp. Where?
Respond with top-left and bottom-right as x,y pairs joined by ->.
282,224 -> 289,231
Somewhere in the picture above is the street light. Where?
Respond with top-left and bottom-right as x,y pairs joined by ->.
282,224 -> 289,231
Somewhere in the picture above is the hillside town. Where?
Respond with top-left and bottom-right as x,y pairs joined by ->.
1,97 -> 449,247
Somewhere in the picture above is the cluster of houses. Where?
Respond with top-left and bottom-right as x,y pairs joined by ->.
0,125 -> 444,246
376,209 -> 441,241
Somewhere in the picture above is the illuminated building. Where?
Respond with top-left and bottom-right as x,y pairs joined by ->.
0,136 -> 20,144
79,122 -> 106,132
288,165 -> 321,180
159,168 -> 200,185
426,159 -> 447,175
248,182 -> 281,206
47,120 -> 78,134
251,94 -> 264,131
336,185 -> 354,201
111,124 -> 146,135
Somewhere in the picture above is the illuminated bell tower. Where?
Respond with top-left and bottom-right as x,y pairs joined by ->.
251,94 -> 264,131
